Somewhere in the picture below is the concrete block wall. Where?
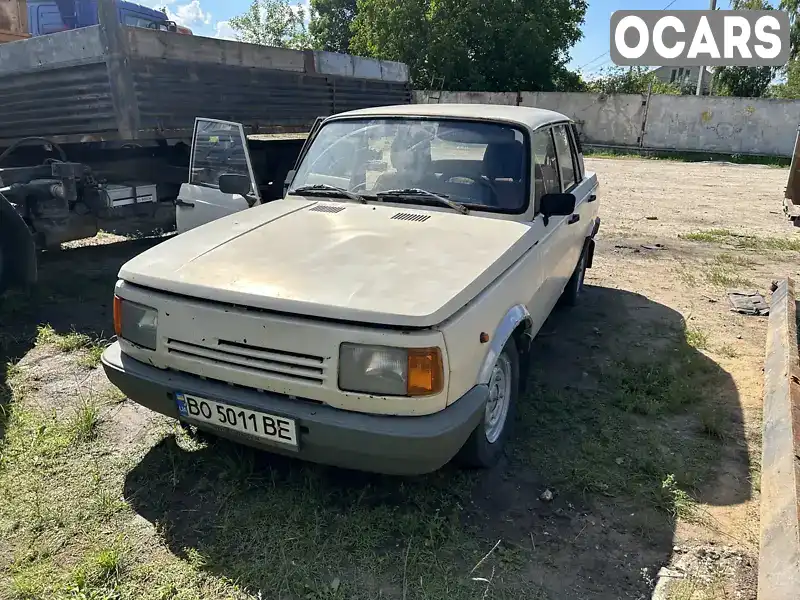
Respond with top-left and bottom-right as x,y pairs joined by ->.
414,90 -> 800,157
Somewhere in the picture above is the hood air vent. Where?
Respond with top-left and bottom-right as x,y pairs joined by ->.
391,212 -> 431,222
309,204 -> 346,214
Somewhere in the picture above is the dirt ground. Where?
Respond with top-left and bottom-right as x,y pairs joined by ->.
0,157 -> 797,600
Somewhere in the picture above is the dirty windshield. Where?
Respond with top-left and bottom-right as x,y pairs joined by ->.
290,118 -> 529,211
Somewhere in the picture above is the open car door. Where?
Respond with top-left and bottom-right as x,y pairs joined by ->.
176,118 -> 261,234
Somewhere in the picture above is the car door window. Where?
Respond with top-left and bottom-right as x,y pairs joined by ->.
553,125 -> 577,192
532,129 -> 560,212
190,119 -> 259,200
567,126 -> 584,182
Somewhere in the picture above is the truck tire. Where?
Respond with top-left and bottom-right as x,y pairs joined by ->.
0,239 -> 6,294
559,242 -> 588,307
0,195 -> 37,294
457,337 -> 519,469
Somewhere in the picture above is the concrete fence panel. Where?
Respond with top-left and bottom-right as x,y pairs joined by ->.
644,95 -> 800,156
414,90 -> 800,157
520,92 -> 646,148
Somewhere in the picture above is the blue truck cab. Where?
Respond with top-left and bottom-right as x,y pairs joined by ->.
27,0 -> 182,35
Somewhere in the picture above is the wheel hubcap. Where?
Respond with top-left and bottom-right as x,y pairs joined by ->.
484,352 -> 512,444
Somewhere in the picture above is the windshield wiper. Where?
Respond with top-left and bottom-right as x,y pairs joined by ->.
376,188 -> 469,215
289,183 -> 368,204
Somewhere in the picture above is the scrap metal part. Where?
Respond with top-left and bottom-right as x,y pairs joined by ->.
758,277 -> 800,600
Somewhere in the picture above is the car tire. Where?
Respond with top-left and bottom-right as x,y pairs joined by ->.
559,242 -> 588,307
457,337 -> 520,469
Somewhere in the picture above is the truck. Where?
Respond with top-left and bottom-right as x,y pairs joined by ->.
25,0 -> 190,36
0,0 -> 411,292
101,103 -> 601,475
0,0 -> 30,42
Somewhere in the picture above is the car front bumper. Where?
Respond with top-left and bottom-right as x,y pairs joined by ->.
101,342 -> 487,475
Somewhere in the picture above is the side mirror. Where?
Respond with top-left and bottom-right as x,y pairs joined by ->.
219,173 -> 251,196
540,192 -> 576,217
283,169 -> 296,196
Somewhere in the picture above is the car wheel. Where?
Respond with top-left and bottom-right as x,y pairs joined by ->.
559,243 -> 588,307
457,337 -> 519,469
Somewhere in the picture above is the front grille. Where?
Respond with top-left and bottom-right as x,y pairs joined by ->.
166,338 -> 327,385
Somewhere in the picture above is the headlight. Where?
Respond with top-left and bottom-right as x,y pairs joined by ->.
113,296 -> 158,350
338,343 -> 444,397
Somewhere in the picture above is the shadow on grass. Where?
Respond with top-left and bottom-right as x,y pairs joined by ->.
123,285 -> 750,600
0,237 -> 164,441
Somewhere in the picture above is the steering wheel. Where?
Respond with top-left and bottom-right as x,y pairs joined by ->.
442,174 -> 500,207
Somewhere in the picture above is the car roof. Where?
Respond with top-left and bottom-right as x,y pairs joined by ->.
331,103 -> 571,131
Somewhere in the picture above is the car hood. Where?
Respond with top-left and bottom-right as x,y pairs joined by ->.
119,198 -> 535,327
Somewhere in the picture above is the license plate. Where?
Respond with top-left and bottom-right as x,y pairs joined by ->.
176,392 -> 298,447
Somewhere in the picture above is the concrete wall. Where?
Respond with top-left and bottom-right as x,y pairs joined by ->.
414,90 -> 800,157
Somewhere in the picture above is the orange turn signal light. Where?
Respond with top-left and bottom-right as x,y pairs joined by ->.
407,347 -> 444,396
113,295 -> 122,338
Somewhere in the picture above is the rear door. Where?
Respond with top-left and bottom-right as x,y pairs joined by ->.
531,127 -> 575,311
176,118 -> 261,234
551,123 -> 597,276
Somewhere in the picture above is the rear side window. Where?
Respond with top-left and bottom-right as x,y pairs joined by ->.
567,125 -> 584,182
553,125 -> 577,192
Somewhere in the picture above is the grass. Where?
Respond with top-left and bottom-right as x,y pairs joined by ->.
584,147 -> 789,167
682,229 -> 800,252
666,569 -> 736,600
512,335 -> 728,522
686,327 -> 709,350
0,384 -> 520,599
705,266 -> 752,288
697,403 -> 730,441
718,343 -> 739,359
0,310 -> 743,600
35,325 -> 108,368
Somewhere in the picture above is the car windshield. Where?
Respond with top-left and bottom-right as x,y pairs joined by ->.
290,118 -> 529,212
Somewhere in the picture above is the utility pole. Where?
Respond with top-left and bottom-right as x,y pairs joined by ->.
696,0 -> 717,96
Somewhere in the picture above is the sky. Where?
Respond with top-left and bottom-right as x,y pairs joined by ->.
148,0 -> 746,74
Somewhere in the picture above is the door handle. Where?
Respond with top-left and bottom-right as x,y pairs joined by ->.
568,214 -> 580,224
175,199 -> 195,208
587,194 -> 597,203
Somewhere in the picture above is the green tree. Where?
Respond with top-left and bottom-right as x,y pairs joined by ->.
714,0 -> 778,96
349,0 -> 587,91
309,0 -> 357,52
767,60 -> 800,97
780,0 -> 800,59
715,65 -> 776,97
229,0 -> 312,49
585,67 -> 681,95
